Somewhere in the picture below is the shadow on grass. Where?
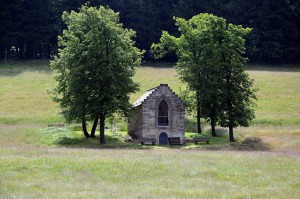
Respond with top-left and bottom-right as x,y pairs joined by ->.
185,129 -> 272,151
231,137 -> 271,151
55,135 -> 271,152
0,60 -> 51,77
51,126 -> 271,151
55,134 -> 153,150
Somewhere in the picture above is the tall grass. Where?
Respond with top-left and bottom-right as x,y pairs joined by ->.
0,147 -> 299,198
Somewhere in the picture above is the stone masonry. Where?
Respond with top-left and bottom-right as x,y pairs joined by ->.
128,84 -> 185,144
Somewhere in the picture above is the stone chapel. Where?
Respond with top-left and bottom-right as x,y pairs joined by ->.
128,84 -> 185,145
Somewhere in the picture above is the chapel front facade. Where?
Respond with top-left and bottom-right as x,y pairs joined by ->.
128,84 -> 185,144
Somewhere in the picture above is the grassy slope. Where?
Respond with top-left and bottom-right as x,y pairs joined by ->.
249,69 -> 300,125
0,61 -> 300,198
0,61 -> 62,125
236,68 -> 300,151
1,61 -> 299,127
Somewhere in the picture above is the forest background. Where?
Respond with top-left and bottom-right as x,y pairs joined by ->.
1,0 -> 300,64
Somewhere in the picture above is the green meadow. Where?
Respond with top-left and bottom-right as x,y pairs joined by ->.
0,60 -> 299,198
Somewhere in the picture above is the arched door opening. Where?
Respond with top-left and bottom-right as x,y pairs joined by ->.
159,132 -> 168,145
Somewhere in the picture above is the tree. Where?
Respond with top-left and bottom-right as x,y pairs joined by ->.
0,0 -> 23,61
217,24 -> 257,142
1,0 -> 300,63
50,5 -> 142,144
152,13 -> 256,141
151,14 -> 227,135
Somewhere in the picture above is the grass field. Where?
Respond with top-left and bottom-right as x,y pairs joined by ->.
0,60 -> 299,198
1,147 -> 299,198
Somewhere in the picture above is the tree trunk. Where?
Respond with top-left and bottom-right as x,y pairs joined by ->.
33,44 -> 36,59
227,98 -> 235,142
4,47 -> 7,62
47,43 -> 51,59
16,46 -> 19,58
91,116 -> 99,138
5,45 -> 9,61
38,44 -> 42,59
82,118 -> 90,138
211,105 -> 217,137
26,42 -> 32,59
229,124 -> 235,142
211,117 -> 216,137
19,42 -> 24,61
99,114 -> 106,144
0,42 -> 4,60
197,99 -> 202,134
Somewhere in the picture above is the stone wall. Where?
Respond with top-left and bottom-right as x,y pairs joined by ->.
128,106 -> 143,139
142,85 -> 185,144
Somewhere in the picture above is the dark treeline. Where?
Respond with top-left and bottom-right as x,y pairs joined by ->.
1,0 -> 299,63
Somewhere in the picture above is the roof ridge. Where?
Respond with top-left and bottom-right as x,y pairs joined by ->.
147,86 -> 159,92
132,84 -> 179,107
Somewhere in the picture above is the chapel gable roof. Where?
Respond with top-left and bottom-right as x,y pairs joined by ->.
132,84 -> 183,107
132,86 -> 159,107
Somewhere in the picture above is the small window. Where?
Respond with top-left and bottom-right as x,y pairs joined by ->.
158,100 -> 169,126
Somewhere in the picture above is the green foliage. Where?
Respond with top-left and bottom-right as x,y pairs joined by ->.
178,88 -> 196,115
152,13 -> 257,140
152,13 -> 226,134
50,5 -> 142,143
215,24 -> 257,140
184,117 -> 206,132
1,0 -> 300,63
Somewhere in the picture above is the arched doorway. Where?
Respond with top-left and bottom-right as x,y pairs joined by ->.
159,132 -> 168,145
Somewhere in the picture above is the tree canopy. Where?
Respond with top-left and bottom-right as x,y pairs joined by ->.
50,5 -> 142,144
1,0 -> 299,64
152,13 -> 256,141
